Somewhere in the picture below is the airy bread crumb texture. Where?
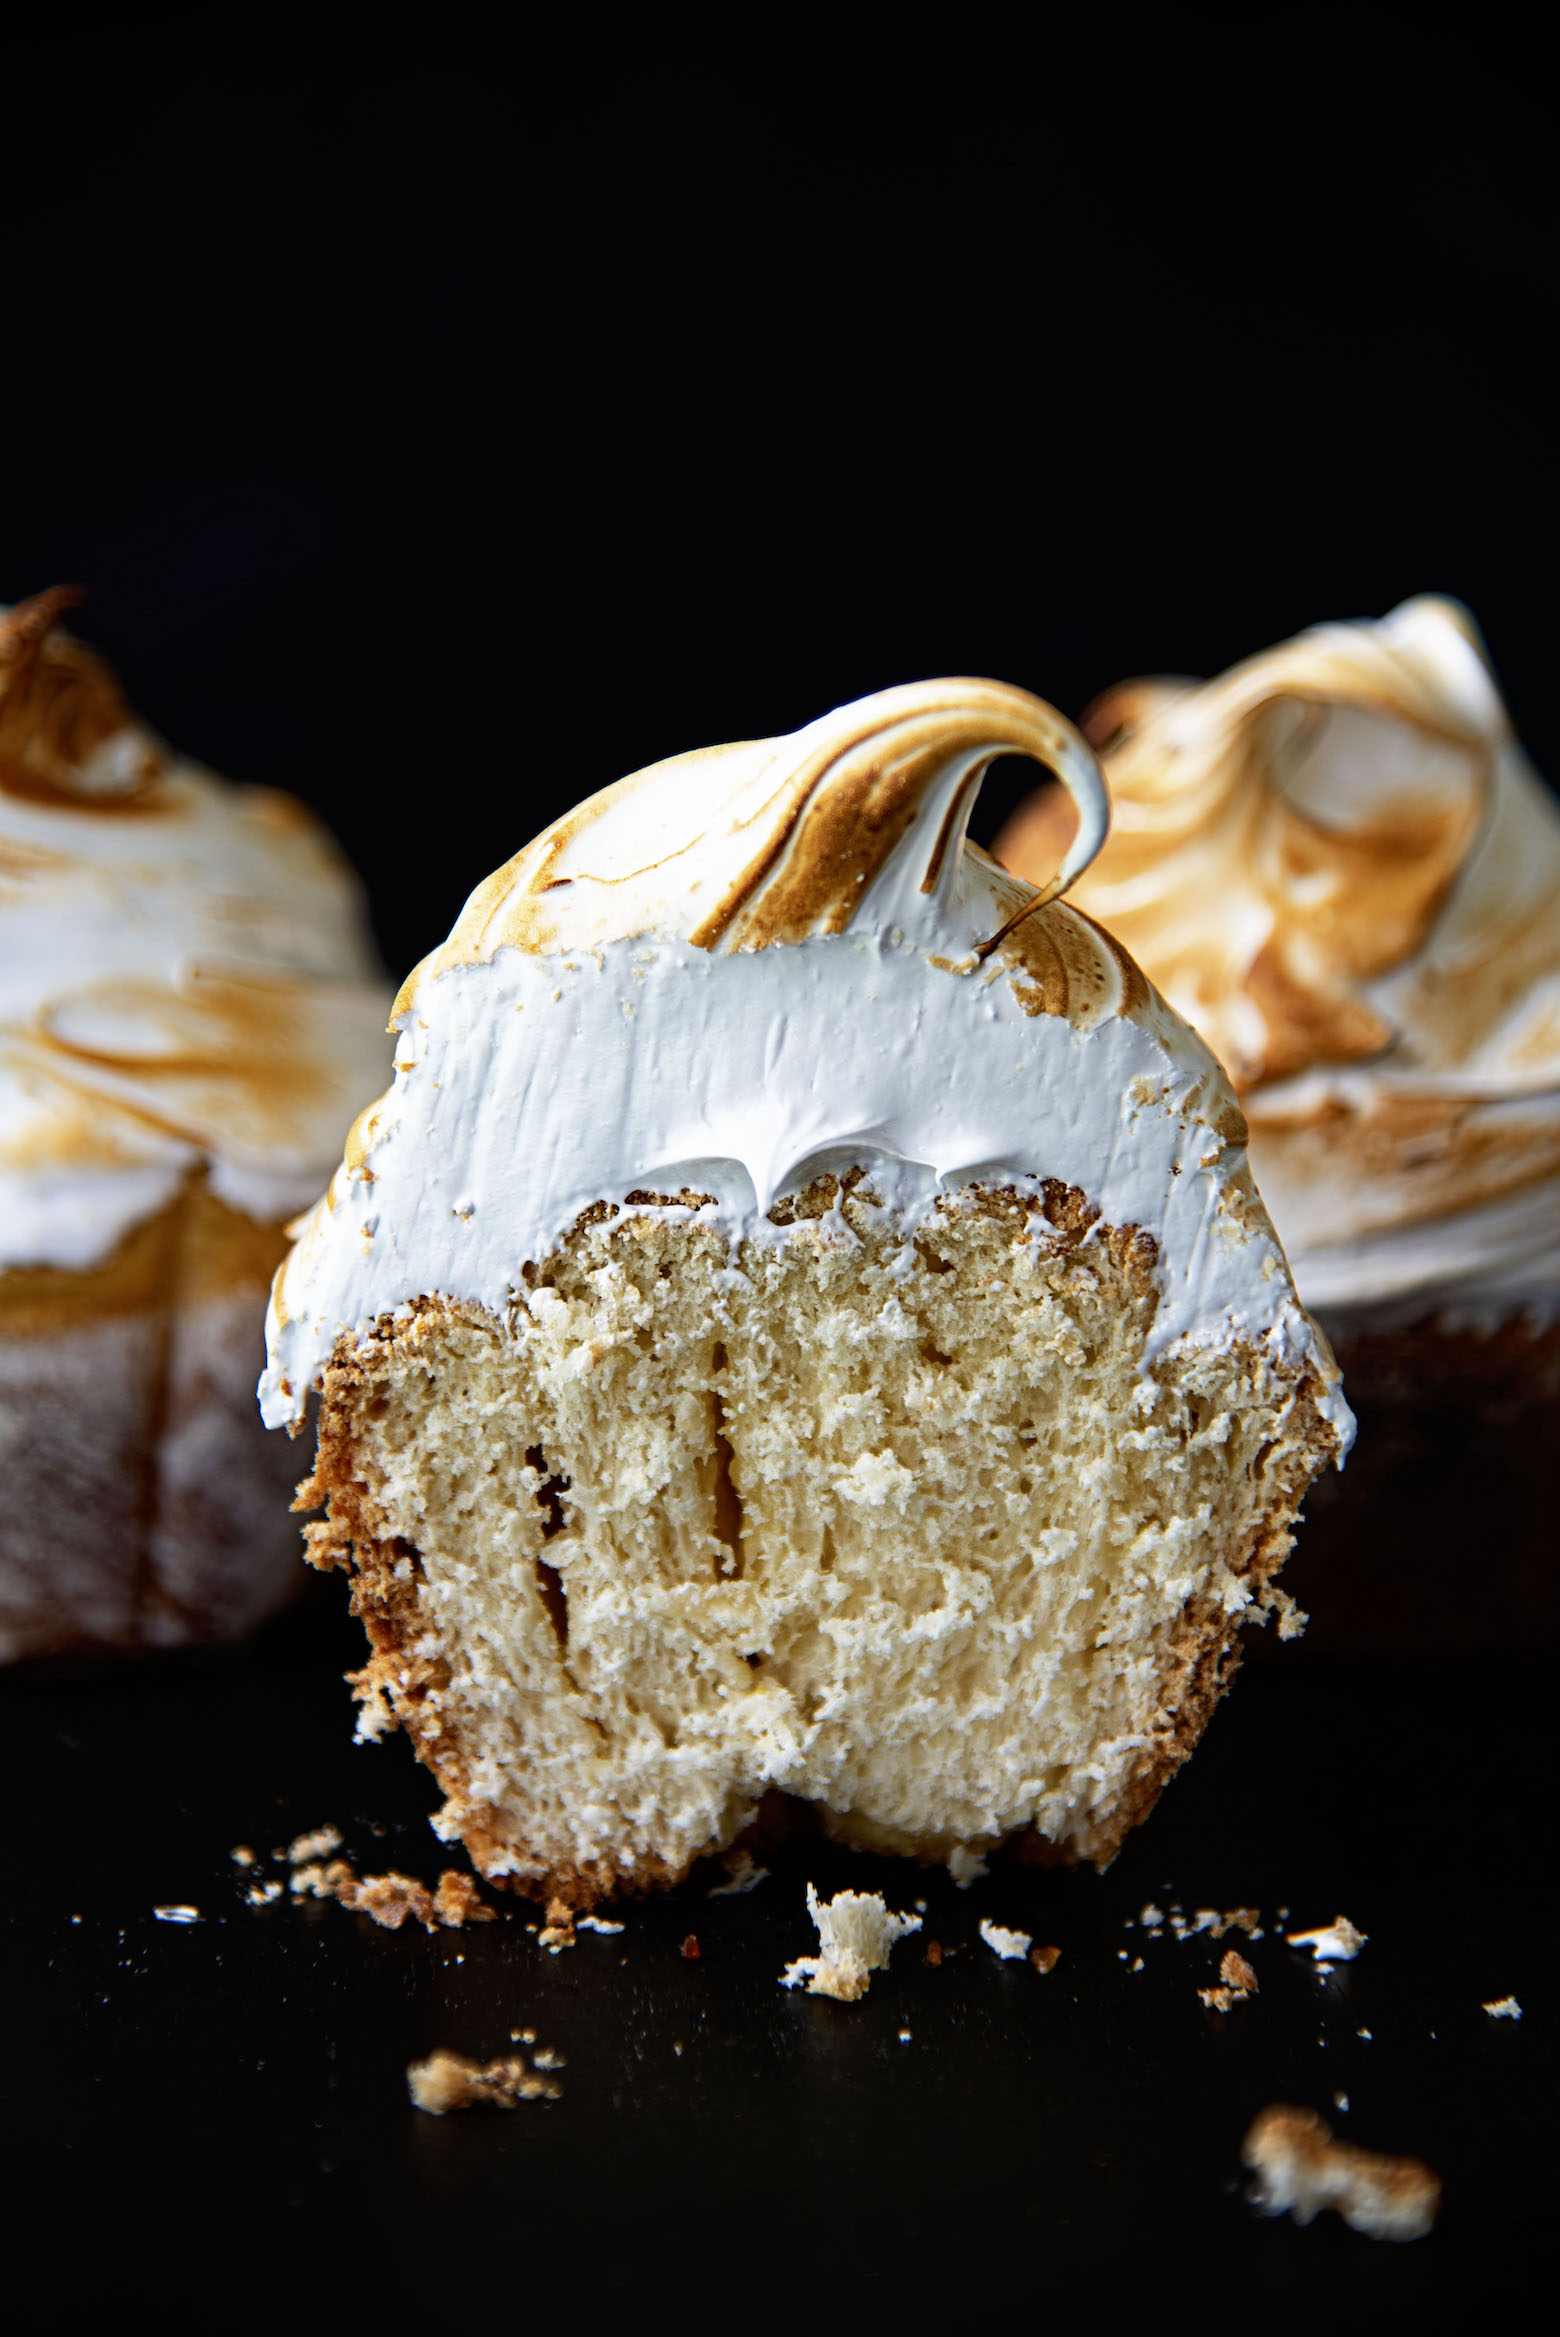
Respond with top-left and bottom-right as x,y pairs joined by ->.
289,1855 -> 494,1930
1243,2105 -> 1440,2242
407,2045 -> 562,2113
780,1884 -> 922,2001
300,1175 -> 1339,1906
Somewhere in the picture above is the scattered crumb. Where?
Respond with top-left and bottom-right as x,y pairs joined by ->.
291,1856 -> 494,1932
781,1884 -> 921,2002
538,1894 -> 576,1952
709,1851 -> 769,1897
432,1871 -> 497,1928
947,1846 -> 989,1888
1483,1996 -> 1522,2021
1118,1948 -> 1129,1962
1029,1945 -> 1061,1975
1358,2027 -> 1372,2040
1334,2092 -> 1350,2113
406,2046 -> 561,2113
1242,2105 -> 1440,2242
153,1905 -> 201,1924
576,1914 -> 624,1935
681,1933 -> 701,1960
1130,1955 -> 1144,1973
672,2041 -> 683,2057
509,2026 -> 537,2044
924,1940 -> 943,1969
245,1880 -> 284,1908
898,2028 -> 912,2043
1139,1903 -> 1164,1928
1287,1915 -> 1367,1964
230,1846 -> 256,1869
979,1918 -> 1033,1963
286,1825 -> 343,1865
1272,1590 -> 1307,1641
1200,1948 -> 1258,2012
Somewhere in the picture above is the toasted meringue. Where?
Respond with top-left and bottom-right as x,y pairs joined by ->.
996,598 -> 1560,1337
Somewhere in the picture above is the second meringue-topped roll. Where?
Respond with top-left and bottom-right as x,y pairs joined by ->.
0,588 -> 393,1661
267,678 -> 1347,1905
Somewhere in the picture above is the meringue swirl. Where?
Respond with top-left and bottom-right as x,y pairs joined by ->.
996,599 -> 1560,1331
0,591 -> 394,1269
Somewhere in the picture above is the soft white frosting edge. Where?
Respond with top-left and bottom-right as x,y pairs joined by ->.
261,922 -> 1350,1448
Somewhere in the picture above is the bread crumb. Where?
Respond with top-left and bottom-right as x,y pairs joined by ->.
230,1846 -> 257,1869
947,1846 -> 989,1888
781,1884 -> 921,2001
1287,1914 -> 1366,1963
1333,2091 -> 1349,2112
1242,2105 -> 1440,2241
681,1933 -> 701,1960
406,2046 -> 561,2113
432,1870 -> 498,1928
291,1856 -> 494,1932
245,1880 -> 284,1907
1030,1945 -> 1061,1974
924,1940 -> 943,1968
577,1914 -> 624,1935
979,1918 -> 1033,1962
1200,1947 -> 1258,2011
709,1851 -> 769,1896
538,1893 -> 576,1951
1483,1996 -> 1522,2020
1139,1903 -> 1164,1928
286,1825 -> 343,1865
153,1905 -> 201,1923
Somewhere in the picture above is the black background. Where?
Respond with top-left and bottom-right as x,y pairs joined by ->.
3,6 -> 1556,2317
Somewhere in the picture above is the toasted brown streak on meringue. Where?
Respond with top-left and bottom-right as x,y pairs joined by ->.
996,597 -> 1560,1328
0,587 -> 169,812
1018,610 -> 1495,1091
404,679 -> 1109,998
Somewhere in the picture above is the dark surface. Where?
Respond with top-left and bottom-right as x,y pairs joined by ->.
5,1594 -> 1553,2313
3,10 -> 1558,2316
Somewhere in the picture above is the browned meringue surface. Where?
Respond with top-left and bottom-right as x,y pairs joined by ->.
0,589 -> 393,1270
996,599 -> 1560,1331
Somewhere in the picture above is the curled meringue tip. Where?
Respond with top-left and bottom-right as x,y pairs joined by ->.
0,581 -> 87,657
404,676 -> 1110,1003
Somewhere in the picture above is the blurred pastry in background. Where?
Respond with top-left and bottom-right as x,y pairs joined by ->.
995,597 -> 1560,1650
0,587 -> 394,1661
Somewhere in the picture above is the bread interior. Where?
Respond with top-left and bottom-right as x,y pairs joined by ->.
310,1174 -> 1335,1901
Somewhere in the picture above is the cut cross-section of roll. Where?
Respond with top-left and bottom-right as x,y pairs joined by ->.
264,678 -> 1351,1905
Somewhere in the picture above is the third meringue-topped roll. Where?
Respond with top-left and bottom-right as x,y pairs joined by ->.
266,678 -> 1348,1906
996,601 -> 1560,1649
997,598 -> 1560,1362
